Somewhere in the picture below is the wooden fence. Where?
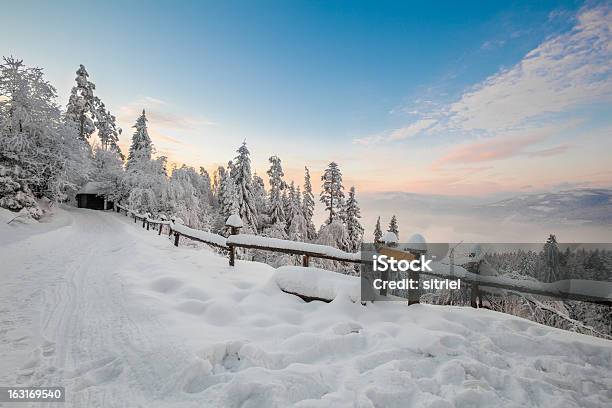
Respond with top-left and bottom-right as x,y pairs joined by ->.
113,204 -> 611,307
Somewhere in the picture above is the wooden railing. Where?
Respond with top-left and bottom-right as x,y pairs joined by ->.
113,204 -> 611,307
115,204 -> 363,267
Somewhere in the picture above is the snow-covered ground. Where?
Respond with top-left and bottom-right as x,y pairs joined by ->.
1,207 -> 611,407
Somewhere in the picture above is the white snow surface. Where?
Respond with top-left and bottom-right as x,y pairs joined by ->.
0,207 -> 611,407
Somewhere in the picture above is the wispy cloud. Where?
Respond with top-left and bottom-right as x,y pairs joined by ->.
360,4 -> 611,149
432,121 -> 579,166
480,39 -> 506,50
526,144 -> 573,158
117,96 -> 216,132
447,5 -> 611,133
353,118 -> 436,145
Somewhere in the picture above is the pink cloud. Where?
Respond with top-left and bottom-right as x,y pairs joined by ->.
526,144 -> 573,157
434,133 -> 545,166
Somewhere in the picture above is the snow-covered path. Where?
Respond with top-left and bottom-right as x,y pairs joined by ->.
1,207 -> 611,407
1,208 -> 199,407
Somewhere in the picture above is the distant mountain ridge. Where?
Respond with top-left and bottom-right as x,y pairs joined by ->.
478,189 -> 612,224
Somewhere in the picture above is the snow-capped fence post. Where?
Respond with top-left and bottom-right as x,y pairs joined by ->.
174,232 -> 180,247
226,214 -> 244,267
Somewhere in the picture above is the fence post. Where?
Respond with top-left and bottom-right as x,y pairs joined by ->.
228,226 -> 241,266
146,221 -> 150,231
225,215 -> 243,267
470,284 -> 479,308
408,270 -> 420,305
158,224 -> 163,235
134,215 -> 137,223
174,232 -> 180,247
302,255 -> 309,267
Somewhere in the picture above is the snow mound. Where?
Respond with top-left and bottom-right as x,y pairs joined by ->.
273,266 -> 361,302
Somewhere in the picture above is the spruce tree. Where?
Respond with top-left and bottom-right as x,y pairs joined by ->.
251,173 -> 267,232
345,186 -> 364,252
231,142 -> 259,232
302,166 -> 316,240
65,64 -> 99,141
126,110 -> 152,169
388,215 -> 399,238
95,101 -> 123,159
374,216 -> 383,243
219,161 -> 238,221
320,161 -> 344,225
544,234 -> 560,282
288,186 -> 307,242
286,181 -> 297,226
267,155 -> 286,225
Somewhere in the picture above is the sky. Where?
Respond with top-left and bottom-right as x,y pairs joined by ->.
2,0 -> 611,202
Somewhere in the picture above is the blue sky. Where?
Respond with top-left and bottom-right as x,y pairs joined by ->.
2,0 -> 611,197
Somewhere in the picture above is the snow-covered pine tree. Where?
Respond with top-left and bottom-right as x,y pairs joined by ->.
286,181 -> 297,225
218,161 -> 238,225
65,64 -> 99,141
544,234 -> 560,282
388,215 -> 399,238
345,186 -> 364,252
288,186 -> 308,242
95,101 -> 123,159
0,57 -> 90,216
199,167 -> 214,208
266,155 -> 286,225
126,110 -> 153,169
320,161 -> 344,224
251,173 -> 267,232
211,165 -> 225,209
374,216 -> 383,243
302,166 -> 316,241
230,142 -> 259,232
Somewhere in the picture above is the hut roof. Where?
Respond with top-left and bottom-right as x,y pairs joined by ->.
76,182 -> 105,195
